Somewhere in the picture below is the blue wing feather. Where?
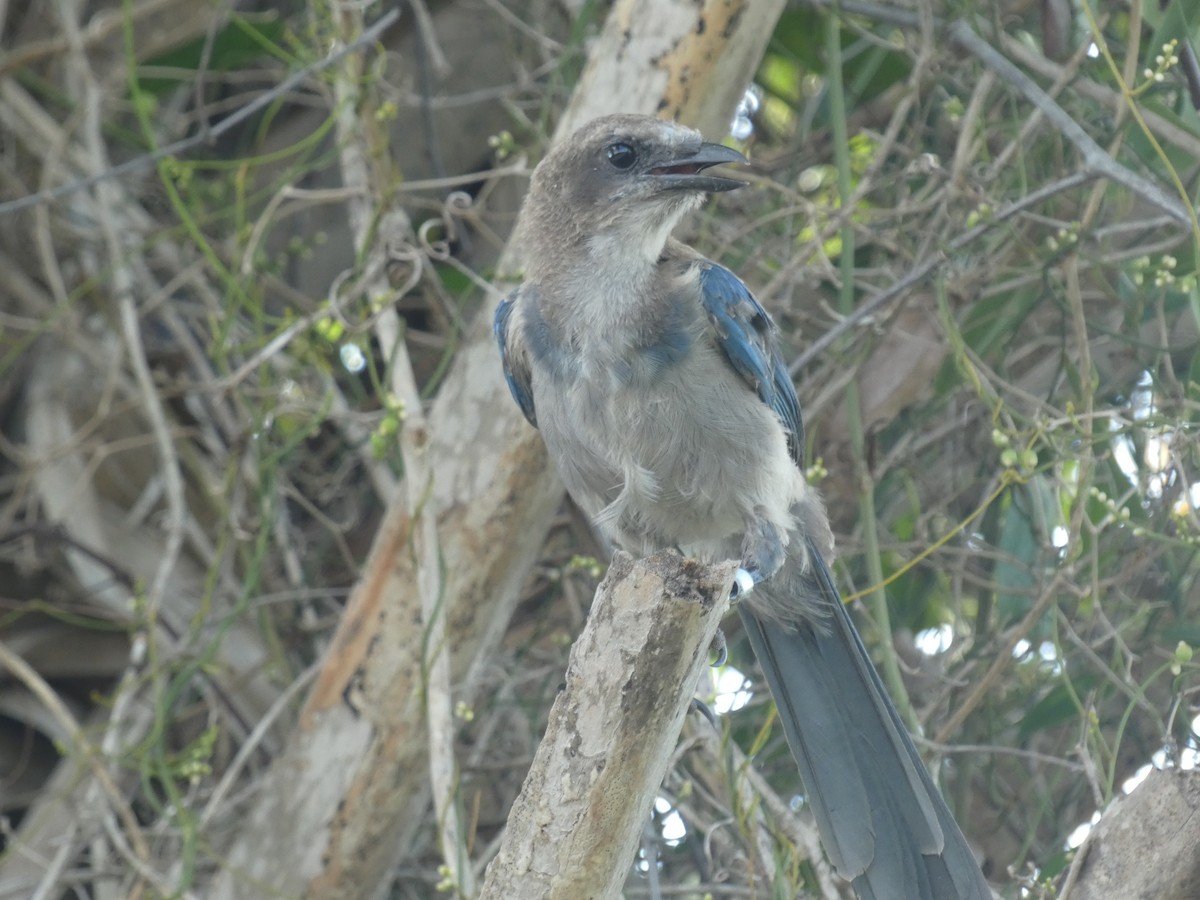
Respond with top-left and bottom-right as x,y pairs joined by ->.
494,291 -> 538,428
698,264 -> 803,465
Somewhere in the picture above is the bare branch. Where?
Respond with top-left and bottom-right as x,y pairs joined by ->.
1066,768 -> 1200,900
478,552 -> 734,900
0,8 -> 400,219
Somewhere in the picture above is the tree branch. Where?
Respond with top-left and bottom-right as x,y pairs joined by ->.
1066,768 -> 1200,899
0,8 -> 400,219
478,552 -> 734,900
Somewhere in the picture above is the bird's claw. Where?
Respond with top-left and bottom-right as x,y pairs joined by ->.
689,697 -> 719,729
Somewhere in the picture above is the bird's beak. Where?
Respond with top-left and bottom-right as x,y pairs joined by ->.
648,142 -> 748,193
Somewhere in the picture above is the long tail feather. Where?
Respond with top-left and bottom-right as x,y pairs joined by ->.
738,538 -> 990,900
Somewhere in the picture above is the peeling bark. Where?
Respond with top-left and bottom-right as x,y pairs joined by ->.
478,552 -> 734,900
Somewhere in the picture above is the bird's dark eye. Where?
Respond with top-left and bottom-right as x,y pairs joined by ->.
605,142 -> 637,170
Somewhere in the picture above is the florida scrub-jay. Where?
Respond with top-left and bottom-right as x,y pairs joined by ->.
495,114 -> 990,900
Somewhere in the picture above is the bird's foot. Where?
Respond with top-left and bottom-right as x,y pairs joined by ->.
737,514 -> 785,596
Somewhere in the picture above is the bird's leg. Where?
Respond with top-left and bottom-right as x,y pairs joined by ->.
731,511 -> 786,600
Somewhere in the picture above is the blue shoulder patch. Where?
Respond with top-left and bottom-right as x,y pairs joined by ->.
494,291 -> 537,428
698,263 -> 803,465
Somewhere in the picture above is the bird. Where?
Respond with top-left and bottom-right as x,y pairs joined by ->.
494,113 -> 991,900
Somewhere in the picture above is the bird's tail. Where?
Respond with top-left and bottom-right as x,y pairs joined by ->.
737,537 -> 990,900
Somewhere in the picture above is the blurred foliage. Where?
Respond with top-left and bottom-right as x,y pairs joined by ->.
703,3 -> 1200,894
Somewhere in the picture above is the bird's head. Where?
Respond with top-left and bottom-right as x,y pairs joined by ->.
520,114 -> 747,267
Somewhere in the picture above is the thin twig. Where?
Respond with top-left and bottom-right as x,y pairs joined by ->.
197,663 -> 320,830
0,641 -> 159,887
790,171 -> 1094,373
946,19 -> 1189,225
62,0 -> 187,630
822,0 -> 1192,224
0,0 -> 179,77
916,736 -> 1086,771
934,570 -> 1071,742
0,7 -> 400,218
324,2 -> 466,894
788,2 -> 1193,374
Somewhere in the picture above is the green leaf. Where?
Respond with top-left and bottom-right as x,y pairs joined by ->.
1163,622 -> 1200,646
1018,674 -> 1101,740
137,17 -> 287,96
762,8 -> 911,131
1141,0 -> 1200,52
995,489 -> 1040,623
958,286 -> 1042,365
